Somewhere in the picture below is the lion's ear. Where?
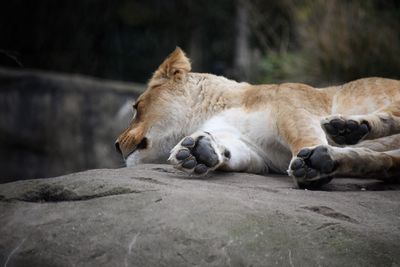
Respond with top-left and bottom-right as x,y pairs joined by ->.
150,47 -> 191,86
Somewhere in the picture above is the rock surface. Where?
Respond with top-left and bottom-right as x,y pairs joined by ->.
0,67 -> 144,182
1,164 -> 400,266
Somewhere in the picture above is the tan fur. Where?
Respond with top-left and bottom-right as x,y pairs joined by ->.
116,48 -> 400,187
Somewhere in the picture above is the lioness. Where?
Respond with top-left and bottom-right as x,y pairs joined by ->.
116,48 -> 400,188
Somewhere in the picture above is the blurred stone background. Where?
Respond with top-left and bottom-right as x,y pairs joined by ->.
0,68 -> 143,182
1,0 -> 400,181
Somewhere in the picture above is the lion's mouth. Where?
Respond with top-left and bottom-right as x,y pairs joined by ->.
115,138 -> 148,160
125,138 -> 148,159
136,138 -> 148,150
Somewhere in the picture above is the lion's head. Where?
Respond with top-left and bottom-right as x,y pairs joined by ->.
116,47 -> 245,166
115,48 -> 193,166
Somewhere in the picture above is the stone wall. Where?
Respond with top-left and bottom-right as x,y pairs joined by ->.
0,67 -> 144,182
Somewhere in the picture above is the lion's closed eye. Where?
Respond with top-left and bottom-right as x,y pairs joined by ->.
132,102 -> 141,120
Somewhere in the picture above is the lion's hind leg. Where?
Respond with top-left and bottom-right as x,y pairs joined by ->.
352,133 -> 400,152
289,131 -> 400,188
290,145 -> 400,186
321,101 -> 400,145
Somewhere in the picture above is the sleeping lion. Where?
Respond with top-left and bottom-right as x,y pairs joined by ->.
116,48 -> 400,188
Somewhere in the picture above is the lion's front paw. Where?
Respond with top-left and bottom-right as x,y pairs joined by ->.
321,115 -> 369,145
169,132 -> 229,175
288,146 -> 337,188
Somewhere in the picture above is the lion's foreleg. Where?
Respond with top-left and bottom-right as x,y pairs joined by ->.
169,121 -> 267,175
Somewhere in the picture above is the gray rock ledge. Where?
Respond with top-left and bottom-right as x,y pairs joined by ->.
1,164 -> 400,266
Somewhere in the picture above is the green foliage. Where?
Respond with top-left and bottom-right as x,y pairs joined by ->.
256,0 -> 400,85
289,0 -> 400,84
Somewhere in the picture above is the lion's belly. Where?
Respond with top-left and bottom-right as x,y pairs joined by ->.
201,108 -> 292,174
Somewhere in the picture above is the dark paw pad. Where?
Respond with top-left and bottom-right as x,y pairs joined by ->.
291,146 -> 337,187
181,158 -> 197,169
181,137 -> 195,148
306,146 -> 335,173
323,118 -> 369,145
194,164 -> 208,174
176,149 -> 191,160
191,137 -> 220,168
175,135 -> 223,174
291,158 -> 319,179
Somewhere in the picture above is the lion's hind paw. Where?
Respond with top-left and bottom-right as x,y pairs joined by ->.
289,146 -> 336,188
321,115 -> 369,145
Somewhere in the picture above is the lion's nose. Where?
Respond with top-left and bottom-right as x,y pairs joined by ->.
115,140 -> 122,155
115,139 -> 136,159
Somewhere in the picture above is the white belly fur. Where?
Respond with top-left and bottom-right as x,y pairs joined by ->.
200,108 -> 292,173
